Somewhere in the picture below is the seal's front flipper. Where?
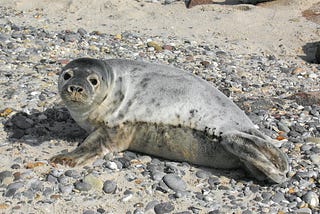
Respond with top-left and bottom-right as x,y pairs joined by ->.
50,128 -> 113,167
221,129 -> 289,183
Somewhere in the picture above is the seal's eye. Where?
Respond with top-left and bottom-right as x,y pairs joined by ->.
89,78 -> 98,86
64,72 -> 71,80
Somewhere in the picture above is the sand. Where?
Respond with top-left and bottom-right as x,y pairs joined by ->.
1,0 -> 319,59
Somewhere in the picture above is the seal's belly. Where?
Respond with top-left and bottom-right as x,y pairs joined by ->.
127,123 -> 241,169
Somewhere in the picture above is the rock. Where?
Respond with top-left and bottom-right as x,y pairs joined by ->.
154,202 -> 174,214
272,192 -> 286,203
310,154 -> 320,165
5,182 -> 24,197
64,170 -> 81,179
74,181 -> 92,192
302,191 -> 319,208
145,200 -> 159,211
122,190 -> 133,202
104,161 -> 119,170
103,180 -> 117,194
83,174 -> 103,191
147,41 -> 162,52
162,174 -> 187,192
59,184 -> 74,194
195,170 -> 211,179
83,210 -> 95,214
0,171 -> 13,185
294,208 -> 312,214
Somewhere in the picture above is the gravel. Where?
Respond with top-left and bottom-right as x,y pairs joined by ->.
0,4 -> 319,214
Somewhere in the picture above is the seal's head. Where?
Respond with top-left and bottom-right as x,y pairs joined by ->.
58,58 -> 112,113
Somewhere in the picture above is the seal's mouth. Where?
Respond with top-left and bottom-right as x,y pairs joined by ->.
61,90 -> 88,105
69,93 -> 87,102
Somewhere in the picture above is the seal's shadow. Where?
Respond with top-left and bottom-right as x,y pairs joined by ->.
299,41 -> 320,63
4,107 -> 87,146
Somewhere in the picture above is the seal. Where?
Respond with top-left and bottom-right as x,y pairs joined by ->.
51,57 -> 289,183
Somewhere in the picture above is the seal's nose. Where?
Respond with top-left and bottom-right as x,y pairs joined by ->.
68,85 -> 84,93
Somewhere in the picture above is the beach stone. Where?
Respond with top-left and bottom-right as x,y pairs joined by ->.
261,191 -> 272,200
295,208 -> 312,214
23,189 -> 34,200
5,182 -> 24,197
154,202 -> 174,214
310,154 -> 320,165
97,208 -> 106,213
46,174 -> 58,183
104,161 -> 118,170
302,191 -> 319,208
64,169 -> 81,179
277,121 -> 290,133
301,144 -> 312,152
0,171 -> 13,185
83,210 -> 95,214
195,170 -> 211,179
84,174 -> 103,191
208,176 -> 220,186
43,187 -> 54,197
151,171 -> 166,181
59,184 -> 73,194
147,41 -> 162,52
74,181 -> 92,192
163,174 -> 187,191
272,192 -> 286,203
103,180 -> 117,193
122,190 -> 133,202
145,200 -> 159,211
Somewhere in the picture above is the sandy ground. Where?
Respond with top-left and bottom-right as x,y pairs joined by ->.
1,0 -> 319,59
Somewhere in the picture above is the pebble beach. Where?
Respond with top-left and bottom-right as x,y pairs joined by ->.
0,0 -> 319,213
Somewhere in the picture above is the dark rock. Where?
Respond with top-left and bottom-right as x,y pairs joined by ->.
272,192 -> 286,203
162,174 -> 187,191
0,171 -> 13,184
154,202 -> 174,214
74,181 -> 92,191
103,180 -> 117,193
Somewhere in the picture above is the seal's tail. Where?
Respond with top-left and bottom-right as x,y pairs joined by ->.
221,129 -> 289,183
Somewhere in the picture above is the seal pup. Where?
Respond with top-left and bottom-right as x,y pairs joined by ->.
51,58 -> 289,183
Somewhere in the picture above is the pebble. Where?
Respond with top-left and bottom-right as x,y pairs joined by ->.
0,171 -> 13,185
105,161 -> 119,170
83,174 -> 103,191
74,181 -> 92,192
65,170 -> 82,179
162,174 -> 187,191
195,170 -> 211,179
102,180 -> 117,193
59,184 -> 74,194
154,202 -> 174,214
310,154 -> 320,165
294,208 -> 312,214
145,200 -> 159,211
302,191 -> 319,208
5,182 -> 24,197
272,192 -> 286,203
121,190 -> 133,202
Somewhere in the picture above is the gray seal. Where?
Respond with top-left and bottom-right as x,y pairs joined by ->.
51,58 -> 289,183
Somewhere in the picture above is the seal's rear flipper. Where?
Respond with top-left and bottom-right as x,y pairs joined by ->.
221,129 -> 289,183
